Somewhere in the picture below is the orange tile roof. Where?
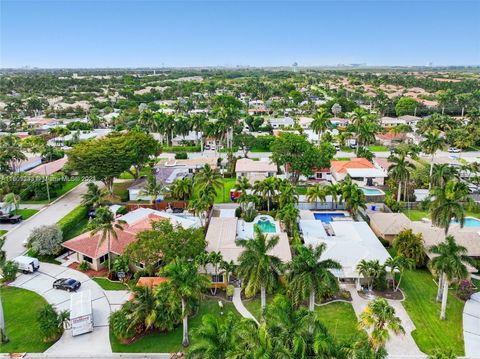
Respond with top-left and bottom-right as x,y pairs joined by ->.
136,277 -> 169,288
330,158 -> 375,174
62,214 -> 166,259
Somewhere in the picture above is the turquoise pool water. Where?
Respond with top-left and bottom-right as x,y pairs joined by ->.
255,219 -> 277,233
361,187 -> 384,195
451,217 -> 480,227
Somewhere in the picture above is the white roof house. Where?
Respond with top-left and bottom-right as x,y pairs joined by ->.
268,117 -> 294,129
119,207 -> 201,229
299,220 -> 391,279
235,158 -> 277,183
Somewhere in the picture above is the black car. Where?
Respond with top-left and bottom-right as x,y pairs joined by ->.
53,278 -> 81,292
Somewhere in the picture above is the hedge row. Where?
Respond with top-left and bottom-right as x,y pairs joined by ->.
57,205 -> 88,236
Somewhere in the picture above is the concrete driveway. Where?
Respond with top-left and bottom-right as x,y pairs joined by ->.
10,262 -> 127,355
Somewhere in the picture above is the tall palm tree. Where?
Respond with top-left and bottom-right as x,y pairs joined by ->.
253,177 -> 278,212
288,244 -> 341,311
276,203 -> 299,237
341,180 -> 366,218
278,181 -> 298,208
430,180 -> 471,236
81,182 -> 106,208
420,130 -> 445,189
235,176 -> 251,193
170,177 -> 193,201
388,153 -> 415,202
311,109 -> 331,143
356,259 -> 384,292
431,164 -> 458,189
194,164 -> 223,194
236,228 -> 283,315
306,184 -> 327,209
359,298 -> 405,351
325,182 -> 342,210
138,110 -> 159,133
430,235 -> 472,319
89,207 -> 125,271
385,256 -> 415,292
187,312 -> 237,359
208,251 -> 223,295
160,258 -> 210,347
140,175 -> 165,204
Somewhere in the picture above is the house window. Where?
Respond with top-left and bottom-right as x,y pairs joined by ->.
211,274 -> 224,283
99,254 -> 109,264
83,255 -> 93,264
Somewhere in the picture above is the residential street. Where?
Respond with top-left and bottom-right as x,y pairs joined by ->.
4,181 -> 89,260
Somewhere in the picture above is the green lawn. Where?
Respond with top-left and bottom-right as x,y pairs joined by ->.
111,299 -> 239,353
93,277 -> 128,290
368,145 -> 390,152
214,178 -> 237,203
243,297 -> 271,321
316,302 -> 366,343
26,248 -> 61,264
400,269 -> 465,355
295,186 -> 308,195
402,209 -> 480,221
0,287 -> 54,353
113,181 -> 133,202
473,278 -> 480,291
62,216 -> 90,241
14,208 -> 39,220
0,230 -> 7,236
340,146 -> 353,153
20,180 -> 81,204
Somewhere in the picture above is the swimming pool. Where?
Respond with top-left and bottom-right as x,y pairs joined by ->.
313,212 -> 346,223
360,187 -> 385,195
255,218 -> 277,233
451,217 -> 480,227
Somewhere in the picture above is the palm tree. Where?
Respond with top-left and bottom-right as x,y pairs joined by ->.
341,180 -> 366,218
208,251 -> 223,295
276,203 -> 299,237
325,182 -> 342,210
431,164 -> 458,189
194,164 -> 223,194
138,110 -> 159,133
388,153 -> 415,202
278,181 -> 298,207
81,182 -> 106,208
430,180 -> 471,236
385,256 -> 415,292
89,207 -> 125,271
235,176 -> 251,193
187,312 -> 237,359
420,130 -> 445,189
392,229 -> 426,267
140,175 -> 165,204
306,184 -> 327,209
359,298 -> 405,351
236,228 -> 283,315
127,285 -> 158,333
356,259 -> 384,292
430,235 -> 472,319
311,109 -> 331,142
288,244 -> 341,311
170,177 -> 193,201
253,177 -> 278,212
160,258 -> 210,347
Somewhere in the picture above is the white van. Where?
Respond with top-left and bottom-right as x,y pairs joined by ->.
13,255 -> 40,273
70,290 -> 93,336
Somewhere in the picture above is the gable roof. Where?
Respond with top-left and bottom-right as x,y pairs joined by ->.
235,158 -> 277,173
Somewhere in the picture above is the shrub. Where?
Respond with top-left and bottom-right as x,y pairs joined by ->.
116,205 -> 128,215
37,304 -> 69,342
1,260 -> 18,282
110,309 -> 134,342
113,255 -> 130,277
385,195 -> 400,213
175,151 -> 188,159
78,261 -> 90,272
456,280 -> 476,300
243,207 -> 257,222
226,284 -> 234,298
28,225 -> 63,256
57,205 -> 88,236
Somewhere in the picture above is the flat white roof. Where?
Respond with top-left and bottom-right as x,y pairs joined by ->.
119,207 -> 201,229
299,220 -> 391,278
346,168 -> 387,178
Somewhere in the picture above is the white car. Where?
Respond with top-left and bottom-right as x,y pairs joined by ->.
448,147 -> 461,153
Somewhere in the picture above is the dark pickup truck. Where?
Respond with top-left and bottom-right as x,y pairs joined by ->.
0,214 -> 22,224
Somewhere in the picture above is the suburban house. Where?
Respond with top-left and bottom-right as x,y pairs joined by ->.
298,116 -> 314,129
330,158 -> 387,186
368,212 -> 411,242
268,116 -> 294,129
170,131 -> 202,147
128,157 -> 219,201
375,132 -> 406,147
204,205 -> 292,288
299,217 -> 391,288
47,129 -> 112,148
27,156 -> 68,176
235,158 -> 277,183
62,208 -> 201,271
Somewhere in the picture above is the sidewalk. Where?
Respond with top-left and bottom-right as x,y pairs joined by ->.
232,287 -> 259,325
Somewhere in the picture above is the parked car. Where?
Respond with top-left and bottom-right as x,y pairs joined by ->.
53,278 -> 81,292
13,256 -> 40,273
448,147 -> 461,153
0,213 -> 22,224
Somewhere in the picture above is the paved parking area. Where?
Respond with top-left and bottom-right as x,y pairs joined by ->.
10,263 -> 118,354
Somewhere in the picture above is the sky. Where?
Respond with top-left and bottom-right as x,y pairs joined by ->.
1,0 -> 479,68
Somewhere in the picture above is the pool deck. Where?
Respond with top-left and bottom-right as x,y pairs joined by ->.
299,209 -> 350,220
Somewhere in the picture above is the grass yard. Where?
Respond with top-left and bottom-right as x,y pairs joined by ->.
93,277 -> 128,290
62,216 -> 90,241
401,269 -> 465,355
0,287 -> 54,353
243,297 -> 272,321
214,178 -> 236,203
0,230 -> 7,236
402,209 -> 480,221
20,180 -> 81,204
473,278 -> 480,291
316,302 -> 366,343
368,145 -> 390,152
26,248 -> 61,264
14,208 -> 39,220
295,186 -> 308,195
111,299 -> 239,353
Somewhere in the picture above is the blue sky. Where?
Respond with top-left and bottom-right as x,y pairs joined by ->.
1,0 -> 479,68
